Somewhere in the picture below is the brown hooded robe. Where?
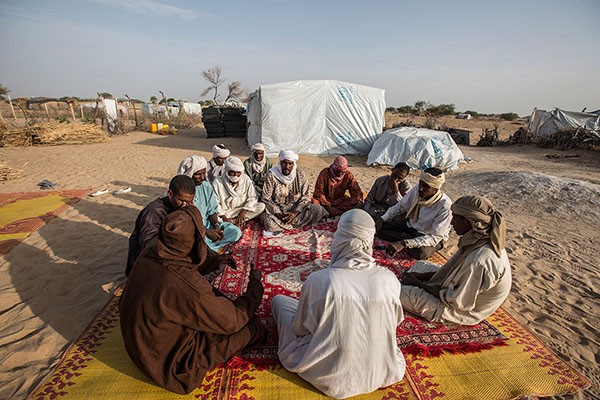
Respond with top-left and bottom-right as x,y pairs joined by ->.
119,206 -> 265,394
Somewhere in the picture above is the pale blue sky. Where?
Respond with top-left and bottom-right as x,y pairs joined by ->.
1,0 -> 598,115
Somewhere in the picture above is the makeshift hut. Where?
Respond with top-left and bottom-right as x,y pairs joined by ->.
247,80 -> 385,155
367,127 -> 465,170
528,108 -> 600,136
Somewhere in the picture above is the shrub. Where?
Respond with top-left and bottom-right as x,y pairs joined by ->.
500,112 -> 519,121
396,105 -> 415,114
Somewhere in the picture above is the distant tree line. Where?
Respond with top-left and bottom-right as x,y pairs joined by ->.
386,100 -> 520,120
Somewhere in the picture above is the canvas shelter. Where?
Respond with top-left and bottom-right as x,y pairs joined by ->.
367,127 -> 465,170
528,108 -> 600,136
246,80 -> 386,155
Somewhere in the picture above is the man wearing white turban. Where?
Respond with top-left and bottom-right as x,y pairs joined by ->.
400,195 -> 512,325
177,155 -> 242,252
271,209 -> 406,399
212,157 -> 266,227
207,144 -> 231,183
375,167 -> 452,260
243,143 -> 273,196
260,150 -> 328,236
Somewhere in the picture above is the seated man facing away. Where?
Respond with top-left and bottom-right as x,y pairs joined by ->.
364,162 -> 412,219
400,196 -> 512,325
271,209 -> 406,399
177,155 -> 241,252
312,156 -> 363,217
243,143 -> 273,197
207,144 -> 230,183
120,206 -> 265,395
375,167 -> 452,260
260,150 -> 328,237
126,175 -> 195,276
213,157 -> 266,227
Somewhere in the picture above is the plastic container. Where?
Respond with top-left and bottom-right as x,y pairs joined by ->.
150,123 -> 157,133
157,123 -> 164,131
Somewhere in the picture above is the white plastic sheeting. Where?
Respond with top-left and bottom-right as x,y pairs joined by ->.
182,102 -> 202,116
367,127 -> 465,170
247,80 -> 385,155
528,108 -> 600,136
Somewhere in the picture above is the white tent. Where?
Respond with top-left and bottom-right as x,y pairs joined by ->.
367,127 -> 465,170
247,80 -> 385,155
528,108 -> 600,136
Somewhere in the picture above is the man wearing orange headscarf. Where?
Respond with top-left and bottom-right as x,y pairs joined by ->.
120,207 -> 265,394
312,156 -> 363,217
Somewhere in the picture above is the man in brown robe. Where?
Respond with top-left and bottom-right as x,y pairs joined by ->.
119,206 -> 265,395
312,155 -> 363,217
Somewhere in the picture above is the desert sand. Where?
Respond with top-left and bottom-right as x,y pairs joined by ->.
0,126 -> 598,399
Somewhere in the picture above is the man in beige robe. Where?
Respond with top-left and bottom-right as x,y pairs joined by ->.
400,195 -> 512,325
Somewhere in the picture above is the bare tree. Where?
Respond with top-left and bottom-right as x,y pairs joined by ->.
201,66 -> 225,105
223,81 -> 246,105
0,84 -> 9,101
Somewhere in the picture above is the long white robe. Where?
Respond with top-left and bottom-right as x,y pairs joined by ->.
381,185 -> 452,249
401,244 -> 512,325
271,264 -> 406,399
212,174 -> 265,220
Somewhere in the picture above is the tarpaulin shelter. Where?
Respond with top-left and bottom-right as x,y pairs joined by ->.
246,80 -> 385,155
367,127 -> 465,170
528,108 -> 600,136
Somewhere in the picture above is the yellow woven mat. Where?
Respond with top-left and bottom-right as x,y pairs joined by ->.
28,288 -> 590,400
0,189 -> 91,255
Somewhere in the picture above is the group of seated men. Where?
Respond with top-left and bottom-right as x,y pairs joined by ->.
121,144 -> 512,398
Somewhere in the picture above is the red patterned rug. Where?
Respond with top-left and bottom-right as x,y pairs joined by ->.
213,221 -> 507,365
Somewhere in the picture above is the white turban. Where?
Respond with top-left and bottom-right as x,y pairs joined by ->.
224,157 -> 244,173
278,149 -> 299,162
212,144 -> 230,158
329,209 -> 375,270
251,143 -> 266,152
177,155 -> 207,177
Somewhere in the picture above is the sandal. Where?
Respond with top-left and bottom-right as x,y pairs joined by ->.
113,186 -> 132,195
90,188 -> 109,197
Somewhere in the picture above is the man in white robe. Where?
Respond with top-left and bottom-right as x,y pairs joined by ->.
271,209 -> 406,399
401,195 -> 512,325
212,157 -> 265,227
376,167 -> 452,260
207,144 -> 230,183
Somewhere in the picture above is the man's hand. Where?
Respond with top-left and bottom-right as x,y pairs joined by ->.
282,211 -> 298,225
390,177 -> 399,193
233,210 -> 246,227
218,254 -> 237,270
375,217 -> 384,232
206,228 -> 224,242
401,272 -> 422,287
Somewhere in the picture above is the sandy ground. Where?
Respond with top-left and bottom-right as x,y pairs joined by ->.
0,127 -> 598,399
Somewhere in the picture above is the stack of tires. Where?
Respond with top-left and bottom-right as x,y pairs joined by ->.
202,107 -> 224,138
201,107 -> 247,138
